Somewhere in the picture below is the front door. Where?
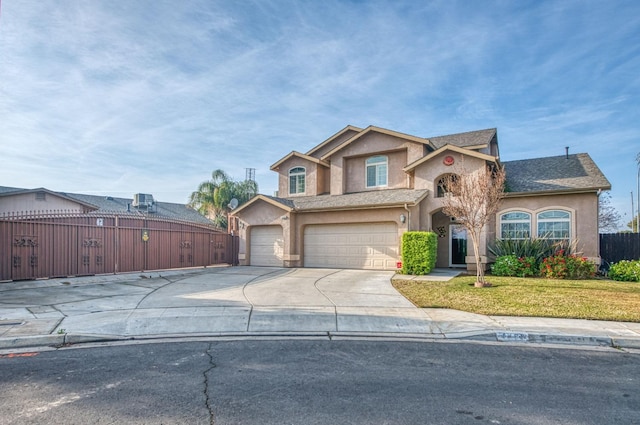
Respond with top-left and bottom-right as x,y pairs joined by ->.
450,224 -> 467,267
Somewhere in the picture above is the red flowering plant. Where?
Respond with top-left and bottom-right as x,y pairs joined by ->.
540,250 -> 596,279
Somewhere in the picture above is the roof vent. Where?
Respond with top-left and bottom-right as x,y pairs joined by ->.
132,193 -> 154,209
565,146 -> 569,159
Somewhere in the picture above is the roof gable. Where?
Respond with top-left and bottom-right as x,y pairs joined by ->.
231,194 -> 294,215
319,126 -> 430,161
403,144 -> 498,172
305,125 -> 363,158
270,151 -> 330,171
0,186 -> 99,210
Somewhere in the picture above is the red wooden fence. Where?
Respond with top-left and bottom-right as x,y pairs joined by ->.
0,210 -> 238,281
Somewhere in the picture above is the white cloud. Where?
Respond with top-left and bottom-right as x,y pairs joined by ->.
0,0 -> 639,217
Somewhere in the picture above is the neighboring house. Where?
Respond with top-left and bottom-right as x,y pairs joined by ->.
230,125 -> 611,271
0,186 -> 213,225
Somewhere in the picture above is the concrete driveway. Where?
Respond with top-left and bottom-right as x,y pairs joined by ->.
0,267 -> 437,339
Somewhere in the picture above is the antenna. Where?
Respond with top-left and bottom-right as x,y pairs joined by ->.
228,198 -> 239,210
245,168 -> 256,181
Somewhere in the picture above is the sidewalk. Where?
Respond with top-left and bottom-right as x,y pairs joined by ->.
1,266 -> 639,350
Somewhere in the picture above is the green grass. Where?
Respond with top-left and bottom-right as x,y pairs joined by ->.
391,275 -> 640,322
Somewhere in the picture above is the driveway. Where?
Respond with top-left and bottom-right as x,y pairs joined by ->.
0,267 -> 437,338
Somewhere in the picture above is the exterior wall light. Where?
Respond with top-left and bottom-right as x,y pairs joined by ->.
400,214 -> 406,224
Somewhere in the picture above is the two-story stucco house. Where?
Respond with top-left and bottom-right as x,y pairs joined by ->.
230,125 -> 611,271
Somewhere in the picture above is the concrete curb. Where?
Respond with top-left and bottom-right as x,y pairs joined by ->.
2,331 -> 640,351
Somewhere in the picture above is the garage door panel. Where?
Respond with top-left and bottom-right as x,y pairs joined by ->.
304,223 -> 398,270
250,226 -> 283,267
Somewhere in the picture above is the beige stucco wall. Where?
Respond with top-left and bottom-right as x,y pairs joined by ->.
275,158 -> 323,197
413,151 -> 487,192
0,192 -> 86,215
329,132 -> 426,195
344,149 -> 408,193
497,192 -> 600,259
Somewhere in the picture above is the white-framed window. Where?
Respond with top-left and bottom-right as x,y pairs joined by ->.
537,210 -> 571,241
500,211 -> 531,239
366,155 -> 388,188
289,167 -> 306,195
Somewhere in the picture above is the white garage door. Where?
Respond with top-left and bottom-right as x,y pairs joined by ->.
304,223 -> 399,270
250,225 -> 284,267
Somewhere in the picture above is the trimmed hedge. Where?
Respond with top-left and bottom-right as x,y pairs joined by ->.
401,231 -> 437,275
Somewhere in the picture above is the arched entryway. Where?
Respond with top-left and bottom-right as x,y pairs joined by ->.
430,209 -> 467,268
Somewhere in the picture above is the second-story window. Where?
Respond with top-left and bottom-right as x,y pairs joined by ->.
366,155 -> 388,188
289,167 -> 306,195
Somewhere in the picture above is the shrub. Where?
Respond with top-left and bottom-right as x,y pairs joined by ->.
401,231 -> 437,275
609,260 -> 640,282
489,238 -> 553,264
539,251 -> 596,279
489,237 -> 581,265
492,255 -> 538,277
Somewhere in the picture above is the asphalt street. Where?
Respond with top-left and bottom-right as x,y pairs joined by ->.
1,339 -> 639,424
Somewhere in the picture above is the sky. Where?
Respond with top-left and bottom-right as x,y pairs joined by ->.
1,1 -> 639,228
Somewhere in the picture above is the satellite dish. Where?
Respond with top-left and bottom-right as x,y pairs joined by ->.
228,198 -> 239,210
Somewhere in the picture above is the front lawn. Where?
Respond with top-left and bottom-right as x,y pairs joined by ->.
391,275 -> 640,322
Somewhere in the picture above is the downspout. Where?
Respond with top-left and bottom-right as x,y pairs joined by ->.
596,189 -> 602,265
404,203 -> 411,231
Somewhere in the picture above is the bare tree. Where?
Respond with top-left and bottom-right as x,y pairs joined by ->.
598,191 -> 621,233
441,163 -> 506,287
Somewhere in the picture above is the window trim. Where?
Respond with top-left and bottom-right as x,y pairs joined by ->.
288,166 -> 306,195
499,210 -> 531,240
365,155 -> 388,188
495,207 -> 575,242
536,209 -> 571,241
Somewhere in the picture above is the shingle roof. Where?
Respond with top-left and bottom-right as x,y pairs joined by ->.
428,128 -> 496,149
0,186 -> 213,225
273,189 -> 429,211
503,153 -> 611,194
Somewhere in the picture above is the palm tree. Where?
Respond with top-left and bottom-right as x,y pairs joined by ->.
188,169 -> 258,229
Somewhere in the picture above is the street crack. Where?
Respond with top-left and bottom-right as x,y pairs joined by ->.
204,343 -> 217,425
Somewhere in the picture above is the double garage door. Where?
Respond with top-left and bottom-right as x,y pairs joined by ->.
250,223 -> 399,269
304,223 -> 399,270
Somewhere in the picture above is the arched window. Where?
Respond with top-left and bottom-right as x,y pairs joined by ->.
366,156 -> 388,188
436,174 -> 458,197
289,167 -> 306,195
537,210 -> 570,241
500,211 -> 531,239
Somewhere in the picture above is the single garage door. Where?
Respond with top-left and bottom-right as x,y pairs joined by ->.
304,222 -> 399,270
250,225 -> 284,267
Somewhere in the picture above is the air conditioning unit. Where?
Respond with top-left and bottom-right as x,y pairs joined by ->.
132,193 -> 154,208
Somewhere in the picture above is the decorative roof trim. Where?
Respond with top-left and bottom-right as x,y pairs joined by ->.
320,125 -> 430,161
294,190 -> 430,213
503,187 -> 610,198
403,144 -> 498,172
231,194 -> 294,215
305,125 -> 363,157
270,151 -> 330,170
